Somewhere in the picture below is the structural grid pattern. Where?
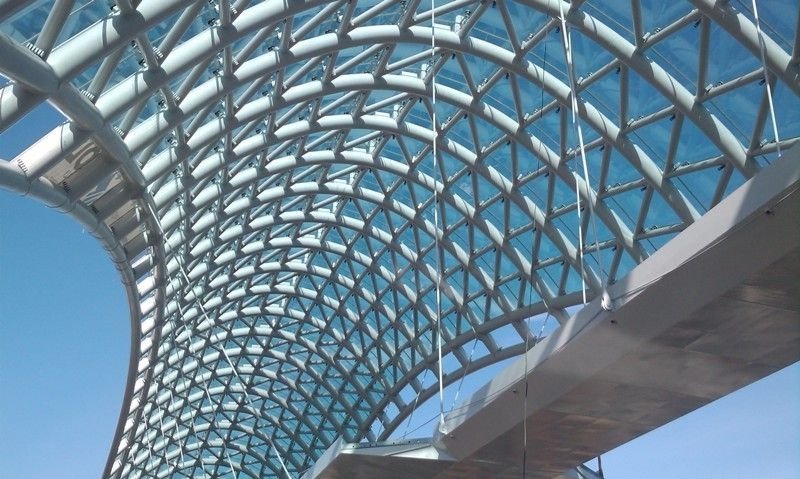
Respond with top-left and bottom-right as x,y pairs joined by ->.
0,0 -> 798,478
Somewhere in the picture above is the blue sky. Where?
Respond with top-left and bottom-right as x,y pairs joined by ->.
0,105 -> 798,479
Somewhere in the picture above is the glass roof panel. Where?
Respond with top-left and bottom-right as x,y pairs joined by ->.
0,1 -> 798,478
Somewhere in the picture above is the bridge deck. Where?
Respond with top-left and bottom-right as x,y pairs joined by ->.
305,146 -> 800,479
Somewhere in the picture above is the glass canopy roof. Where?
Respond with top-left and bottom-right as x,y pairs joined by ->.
0,0 -> 798,478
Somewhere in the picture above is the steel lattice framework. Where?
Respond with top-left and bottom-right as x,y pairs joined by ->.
0,0 -> 798,478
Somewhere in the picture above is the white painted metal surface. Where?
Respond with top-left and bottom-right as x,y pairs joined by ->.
0,2 -> 797,477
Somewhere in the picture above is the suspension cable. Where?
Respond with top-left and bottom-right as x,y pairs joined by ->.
401,367 -> 431,439
558,1 -> 605,302
449,334 -> 479,412
174,301 -> 212,478
558,2 -> 607,473
142,203 -> 215,476
573,174 -> 587,303
522,315 -> 531,479
751,0 -> 782,157
430,0 -> 446,430
225,449 -> 240,479
147,199 -> 296,479
132,271 -> 210,477
524,12 -> 554,477
523,229 -> 554,478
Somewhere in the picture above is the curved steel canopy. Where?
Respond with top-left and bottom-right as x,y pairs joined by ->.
0,0 -> 798,478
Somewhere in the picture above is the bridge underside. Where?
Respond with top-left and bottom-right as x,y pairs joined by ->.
306,146 -> 800,478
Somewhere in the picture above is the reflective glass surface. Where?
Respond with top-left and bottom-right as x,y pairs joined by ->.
1,1 -> 798,478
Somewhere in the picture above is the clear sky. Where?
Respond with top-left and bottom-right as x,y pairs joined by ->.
0,104 -> 798,479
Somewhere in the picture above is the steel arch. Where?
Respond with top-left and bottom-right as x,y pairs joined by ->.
0,1 -> 798,478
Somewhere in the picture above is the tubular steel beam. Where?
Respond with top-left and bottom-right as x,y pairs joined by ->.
0,2 -> 797,479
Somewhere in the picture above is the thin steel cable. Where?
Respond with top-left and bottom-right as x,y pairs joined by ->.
147,199 -> 296,479
448,334 -> 479,412
573,174 -> 587,303
540,28 -> 549,120
166,293 -> 247,477
144,282 -> 212,476
522,314 -> 531,479
401,367 -> 431,439
522,237 -> 555,478
558,2 -> 606,299
174,299 -> 212,478
430,0 -> 446,430
557,3 -> 609,471
225,449 -> 240,479
155,404 -> 171,464
523,36 -> 561,463
751,0 -> 782,156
